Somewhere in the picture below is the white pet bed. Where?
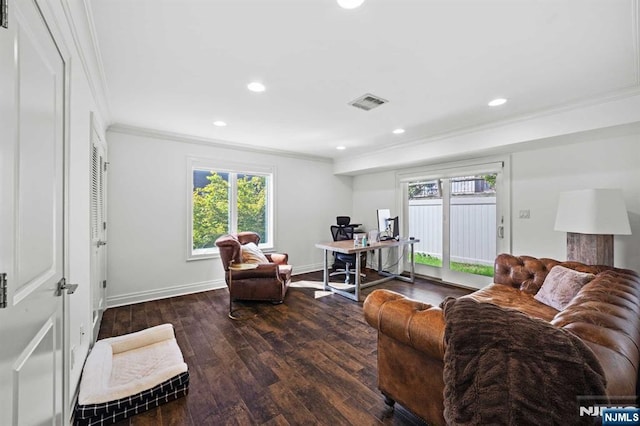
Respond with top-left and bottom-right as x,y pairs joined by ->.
74,324 -> 189,426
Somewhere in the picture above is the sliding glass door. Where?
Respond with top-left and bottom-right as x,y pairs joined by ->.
402,162 -> 508,289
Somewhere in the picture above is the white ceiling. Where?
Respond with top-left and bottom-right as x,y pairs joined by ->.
88,0 -> 638,159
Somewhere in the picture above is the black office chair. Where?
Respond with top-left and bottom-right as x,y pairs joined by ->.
329,216 -> 366,284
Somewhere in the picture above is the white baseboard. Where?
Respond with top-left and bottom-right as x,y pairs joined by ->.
106,279 -> 226,308
106,264 -> 326,309
292,263 -> 324,275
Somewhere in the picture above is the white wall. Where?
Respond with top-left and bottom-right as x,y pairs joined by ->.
351,126 -> 640,273
66,59 -> 97,402
106,128 -> 353,306
352,171 -> 397,232
45,0 -> 110,413
511,129 -> 640,270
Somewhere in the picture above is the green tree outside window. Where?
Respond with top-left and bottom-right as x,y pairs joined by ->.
192,171 -> 268,250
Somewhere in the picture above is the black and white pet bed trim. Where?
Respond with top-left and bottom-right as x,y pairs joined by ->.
74,371 -> 189,425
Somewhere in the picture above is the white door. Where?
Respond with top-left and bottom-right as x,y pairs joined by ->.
90,124 -> 107,341
402,162 -> 510,289
0,1 -> 67,424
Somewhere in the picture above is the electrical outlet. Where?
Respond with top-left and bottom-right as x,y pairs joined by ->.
519,210 -> 531,219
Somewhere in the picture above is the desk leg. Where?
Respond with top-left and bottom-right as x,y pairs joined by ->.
323,249 -> 329,291
410,243 -> 415,283
377,249 -> 382,274
355,251 -> 361,302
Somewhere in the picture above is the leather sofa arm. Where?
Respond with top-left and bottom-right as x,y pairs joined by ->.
266,252 -> 288,265
364,289 -> 447,359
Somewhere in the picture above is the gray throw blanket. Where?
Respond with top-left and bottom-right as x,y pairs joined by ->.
441,297 -> 607,426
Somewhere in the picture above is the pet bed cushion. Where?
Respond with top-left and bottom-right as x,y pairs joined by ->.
74,324 -> 189,425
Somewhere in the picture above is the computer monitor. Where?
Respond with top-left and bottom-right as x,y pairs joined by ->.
377,209 -> 399,240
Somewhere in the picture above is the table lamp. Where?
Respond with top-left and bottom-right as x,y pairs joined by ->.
554,188 -> 631,266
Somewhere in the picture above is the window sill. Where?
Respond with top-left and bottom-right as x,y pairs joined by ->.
187,252 -> 219,262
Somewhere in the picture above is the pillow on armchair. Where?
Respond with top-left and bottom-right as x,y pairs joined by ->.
241,242 -> 269,264
534,265 -> 595,310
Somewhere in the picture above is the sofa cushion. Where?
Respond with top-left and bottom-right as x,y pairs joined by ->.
465,283 -> 559,321
534,265 -> 595,310
241,242 -> 269,264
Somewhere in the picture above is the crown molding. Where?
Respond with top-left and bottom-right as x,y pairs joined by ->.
340,1 -> 640,166
80,0 -> 112,117
335,89 -> 640,175
107,123 -> 333,164
59,0 -> 111,123
353,84 -> 640,164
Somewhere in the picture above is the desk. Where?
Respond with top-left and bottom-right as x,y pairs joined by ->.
315,238 -> 420,301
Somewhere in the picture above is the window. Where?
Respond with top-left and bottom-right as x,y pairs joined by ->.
188,158 -> 274,259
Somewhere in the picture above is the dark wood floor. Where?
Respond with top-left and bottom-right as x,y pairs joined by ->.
97,270 -> 472,425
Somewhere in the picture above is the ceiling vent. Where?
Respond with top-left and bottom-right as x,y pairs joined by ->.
349,93 -> 388,111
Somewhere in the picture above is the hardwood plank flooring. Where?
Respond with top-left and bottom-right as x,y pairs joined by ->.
97,271 -> 472,425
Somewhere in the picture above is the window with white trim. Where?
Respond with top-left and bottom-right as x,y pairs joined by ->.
189,158 -> 274,259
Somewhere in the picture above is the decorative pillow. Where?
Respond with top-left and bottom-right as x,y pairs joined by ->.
534,265 -> 595,310
241,242 -> 269,264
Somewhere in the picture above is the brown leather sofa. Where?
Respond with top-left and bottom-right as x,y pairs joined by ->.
364,254 -> 640,425
215,232 -> 292,314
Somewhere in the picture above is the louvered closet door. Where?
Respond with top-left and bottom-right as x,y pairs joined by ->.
90,126 -> 108,341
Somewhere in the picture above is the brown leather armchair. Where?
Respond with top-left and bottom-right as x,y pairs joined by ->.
215,232 -> 292,318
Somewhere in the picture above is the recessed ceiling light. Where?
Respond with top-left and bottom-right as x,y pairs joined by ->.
247,82 -> 266,92
392,128 -> 405,135
213,121 -> 227,127
337,0 -> 365,9
488,98 -> 507,107
336,146 -> 346,150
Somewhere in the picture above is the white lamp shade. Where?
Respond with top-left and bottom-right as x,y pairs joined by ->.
554,188 -> 631,235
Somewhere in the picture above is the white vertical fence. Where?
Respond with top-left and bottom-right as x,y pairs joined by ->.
408,196 -> 496,266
